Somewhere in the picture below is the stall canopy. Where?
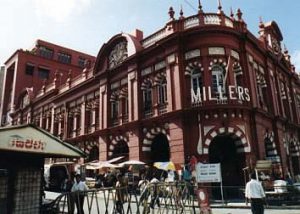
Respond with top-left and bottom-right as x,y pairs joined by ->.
0,124 -> 85,158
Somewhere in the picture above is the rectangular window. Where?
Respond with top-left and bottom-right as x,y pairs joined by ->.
39,46 -> 54,59
143,89 -> 152,111
57,52 -> 71,64
25,64 -> 34,75
212,72 -> 224,93
78,57 -> 85,68
111,101 -> 119,119
38,67 -> 50,79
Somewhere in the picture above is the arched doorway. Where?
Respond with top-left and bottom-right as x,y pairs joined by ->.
87,146 -> 99,162
209,134 -> 245,199
111,140 -> 129,161
151,133 -> 170,162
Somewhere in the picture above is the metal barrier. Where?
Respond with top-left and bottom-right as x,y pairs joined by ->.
41,181 -> 198,214
41,183 -> 300,213
206,184 -> 300,206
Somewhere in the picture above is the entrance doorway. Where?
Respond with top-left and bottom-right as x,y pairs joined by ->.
151,133 -> 170,162
88,146 -> 99,162
111,140 -> 129,161
209,134 -> 245,199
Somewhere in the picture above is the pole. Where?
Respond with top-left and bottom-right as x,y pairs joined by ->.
220,180 -> 225,205
219,163 -> 225,205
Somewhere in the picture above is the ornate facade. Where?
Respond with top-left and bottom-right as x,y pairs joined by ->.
2,4 -> 300,186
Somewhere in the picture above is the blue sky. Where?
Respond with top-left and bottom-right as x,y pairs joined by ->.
1,0 -> 300,71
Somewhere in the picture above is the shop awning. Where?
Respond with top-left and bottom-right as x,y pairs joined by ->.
0,124 -> 85,158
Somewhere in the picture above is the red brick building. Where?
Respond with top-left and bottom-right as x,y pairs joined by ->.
0,39 -> 95,126
1,5 -> 300,187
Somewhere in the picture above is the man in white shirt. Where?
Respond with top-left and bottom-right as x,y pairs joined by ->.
245,172 -> 266,214
71,174 -> 89,214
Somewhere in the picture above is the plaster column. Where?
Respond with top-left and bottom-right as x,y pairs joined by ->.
172,64 -> 182,110
39,112 -> 43,128
99,136 -> 108,161
45,113 -> 50,131
73,112 -> 77,138
99,85 -> 107,129
128,71 -> 137,122
166,64 -> 173,111
128,130 -> 140,160
58,115 -> 62,137
80,102 -> 86,135
50,108 -> 55,134
91,107 -> 96,132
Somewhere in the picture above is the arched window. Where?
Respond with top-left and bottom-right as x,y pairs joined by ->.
191,67 -> 202,94
157,77 -> 167,105
211,65 -> 224,94
143,81 -> 152,112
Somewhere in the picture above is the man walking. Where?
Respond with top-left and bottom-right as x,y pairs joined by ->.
245,172 -> 266,214
71,174 -> 89,214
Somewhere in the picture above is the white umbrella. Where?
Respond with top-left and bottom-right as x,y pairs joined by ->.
119,160 -> 145,167
86,161 -> 119,169
107,156 -> 125,163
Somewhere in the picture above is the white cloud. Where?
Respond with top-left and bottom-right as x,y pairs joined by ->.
34,0 -> 92,23
291,50 -> 300,73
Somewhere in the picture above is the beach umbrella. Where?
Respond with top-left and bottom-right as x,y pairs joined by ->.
86,161 -> 119,169
119,160 -> 145,167
154,161 -> 176,171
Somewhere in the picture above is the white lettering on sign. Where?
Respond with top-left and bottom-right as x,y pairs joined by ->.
191,86 -> 250,104
9,139 -> 46,151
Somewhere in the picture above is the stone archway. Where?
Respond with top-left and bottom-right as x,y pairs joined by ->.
108,134 -> 129,159
209,133 -> 246,199
110,140 -> 129,161
151,133 -> 170,162
87,146 -> 99,162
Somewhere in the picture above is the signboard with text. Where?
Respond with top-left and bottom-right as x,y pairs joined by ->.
196,163 -> 222,183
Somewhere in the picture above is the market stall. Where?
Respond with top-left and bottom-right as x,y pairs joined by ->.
0,124 -> 85,214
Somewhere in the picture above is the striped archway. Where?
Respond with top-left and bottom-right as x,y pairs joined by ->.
184,61 -> 204,76
264,131 -> 281,163
108,134 -> 129,157
202,126 -> 251,154
142,124 -> 170,152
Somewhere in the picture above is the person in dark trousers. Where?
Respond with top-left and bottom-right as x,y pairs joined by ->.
63,172 -> 75,213
245,172 -> 266,214
115,174 -> 126,213
149,175 -> 160,209
71,174 -> 88,214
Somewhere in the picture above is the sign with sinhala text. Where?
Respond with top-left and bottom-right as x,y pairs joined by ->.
196,163 -> 222,183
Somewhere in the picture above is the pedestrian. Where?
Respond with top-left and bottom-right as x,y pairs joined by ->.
65,172 -> 75,214
245,172 -> 266,214
149,175 -> 160,209
115,174 -> 126,213
71,174 -> 89,214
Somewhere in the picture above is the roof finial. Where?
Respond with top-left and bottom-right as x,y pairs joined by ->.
230,7 -> 235,20
283,44 -> 288,54
168,7 -> 175,20
198,0 -> 203,12
259,16 -> 264,28
218,0 -> 223,14
236,8 -> 243,20
180,5 -> 184,19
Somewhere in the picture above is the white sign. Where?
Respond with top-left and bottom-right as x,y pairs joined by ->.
196,163 -> 222,183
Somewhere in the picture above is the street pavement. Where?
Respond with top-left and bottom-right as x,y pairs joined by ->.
211,208 -> 300,214
44,191 -> 300,214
